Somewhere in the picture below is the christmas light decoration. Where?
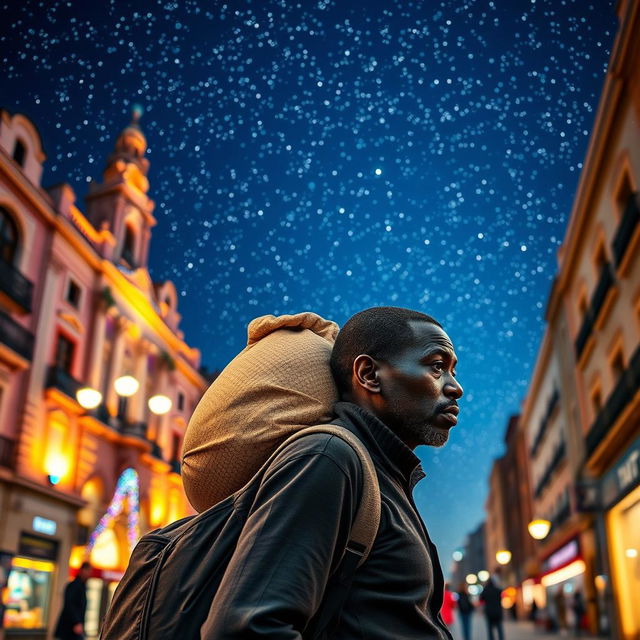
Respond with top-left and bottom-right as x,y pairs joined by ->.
86,468 -> 140,556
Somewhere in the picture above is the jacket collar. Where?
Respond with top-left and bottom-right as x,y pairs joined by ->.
333,401 -> 425,488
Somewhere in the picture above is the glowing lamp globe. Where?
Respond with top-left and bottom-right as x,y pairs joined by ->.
148,394 -> 172,415
452,550 -> 464,562
528,519 -> 551,540
114,375 -> 140,397
76,387 -> 102,409
478,570 -> 490,582
496,550 -> 512,565
466,574 -> 478,585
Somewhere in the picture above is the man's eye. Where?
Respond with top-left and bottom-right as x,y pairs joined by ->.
431,361 -> 445,372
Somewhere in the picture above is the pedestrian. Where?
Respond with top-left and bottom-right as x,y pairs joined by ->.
554,586 -> 568,635
457,581 -> 474,640
441,582 -> 456,627
572,590 -> 586,635
54,562 -> 92,640
481,573 -> 505,640
200,306 -> 464,637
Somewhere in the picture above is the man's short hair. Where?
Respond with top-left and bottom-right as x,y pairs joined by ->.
330,306 -> 441,396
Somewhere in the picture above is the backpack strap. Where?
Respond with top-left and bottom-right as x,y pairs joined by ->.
265,424 -> 381,566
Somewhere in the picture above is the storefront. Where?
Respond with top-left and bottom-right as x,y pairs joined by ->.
602,433 -> 640,640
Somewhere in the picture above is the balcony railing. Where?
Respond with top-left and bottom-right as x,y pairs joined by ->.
586,344 -> 640,457
0,308 -> 34,362
530,389 -> 560,457
612,192 -> 640,268
0,257 -> 34,313
534,441 -> 567,498
0,435 -> 15,468
116,419 -> 149,441
575,262 -> 615,359
46,365 -> 83,398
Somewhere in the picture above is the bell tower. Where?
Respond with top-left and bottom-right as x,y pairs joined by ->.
86,106 -> 156,269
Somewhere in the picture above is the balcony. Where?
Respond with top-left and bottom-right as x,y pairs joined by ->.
575,262 -> 615,359
0,308 -> 34,362
530,389 -> 560,457
0,435 -> 15,468
612,192 -> 640,268
46,365 -> 83,398
0,257 -> 34,313
586,344 -> 640,457
116,419 -> 149,441
534,441 -> 567,498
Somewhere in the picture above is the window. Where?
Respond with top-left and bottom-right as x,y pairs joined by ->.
177,391 -> 185,411
577,291 -> 588,321
12,139 -> 26,167
66,279 -> 81,308
4,556 -> 54,630
615,171 -> 633,216
0,207 -> 19,264
54,334 -> 75,374
594,242 -> 607,274
122,226 -> 136,267
171,432 -> 181,462
610,349 -> 625,382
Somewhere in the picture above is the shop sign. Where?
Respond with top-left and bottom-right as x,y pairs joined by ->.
18,532 -> 59,561
602,435 -> 640,509
32,516 -> 57,536
544,538 -> 579,572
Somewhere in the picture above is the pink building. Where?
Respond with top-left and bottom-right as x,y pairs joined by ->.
0,108 -> 209,640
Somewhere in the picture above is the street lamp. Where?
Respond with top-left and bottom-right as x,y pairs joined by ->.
466,574 -> 478,585
76,387 -> 102,409
114,375 -> 140,397
148,394 -> 172,415
496,550 -> 512,565
478,570 -> 490,582
528,519 -> 551,540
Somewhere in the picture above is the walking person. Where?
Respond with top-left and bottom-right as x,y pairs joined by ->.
572,590 -> 586,636
196,306 -> 464,638
441,583 -> 456,628
54,562 -> 92,640
457,582 -> 474,640
481,573 -> 505,640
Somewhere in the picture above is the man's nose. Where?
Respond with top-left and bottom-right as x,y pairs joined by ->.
444,376 -> 463,399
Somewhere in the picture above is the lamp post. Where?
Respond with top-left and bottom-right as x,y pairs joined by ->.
148,394 -> 172,458
76,387 -> 103,410
114,375 -> 140,420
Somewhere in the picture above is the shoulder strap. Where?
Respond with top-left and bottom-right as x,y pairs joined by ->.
267,424 -> 381,566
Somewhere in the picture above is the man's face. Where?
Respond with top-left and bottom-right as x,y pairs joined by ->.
376,321 -> 463,449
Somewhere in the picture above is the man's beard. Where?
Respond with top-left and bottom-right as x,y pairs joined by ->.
422,426 -> 449,447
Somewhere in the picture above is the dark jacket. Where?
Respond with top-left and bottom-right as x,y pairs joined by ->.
54,576 -> 87,640
481,580 -> 503,620
202,401 -> 452,639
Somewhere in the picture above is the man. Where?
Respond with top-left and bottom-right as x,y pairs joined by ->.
203,306 -> 463,638
54,562 -> 91,640
481,573 -> 505,640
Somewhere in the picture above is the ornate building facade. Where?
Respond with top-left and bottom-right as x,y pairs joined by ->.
0,108 -> 208,639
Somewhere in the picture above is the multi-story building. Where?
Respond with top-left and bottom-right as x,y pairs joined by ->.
484,456 -> 508,575
490,1 -> 640,637
0,109 -> 209,639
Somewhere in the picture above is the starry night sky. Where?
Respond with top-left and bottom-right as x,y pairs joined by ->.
2,0 -> 618,575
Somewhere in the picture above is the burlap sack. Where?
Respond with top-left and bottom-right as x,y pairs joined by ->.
181,312 -> 340,512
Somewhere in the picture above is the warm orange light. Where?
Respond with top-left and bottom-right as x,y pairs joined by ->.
496,550 -> 512,565
541,560 -> 586,587
76,387 -> 103,409
114,375 -> 139,397
148,394 -> 172,415
528,519 -> 551,540
45,452 -> 69,484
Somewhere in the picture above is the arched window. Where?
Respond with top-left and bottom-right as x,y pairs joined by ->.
0,207 -> 19,264
122,225 -> 136,267
12,139 -> 26,167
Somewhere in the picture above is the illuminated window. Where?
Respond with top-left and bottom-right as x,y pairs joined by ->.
4,557 -> 54,630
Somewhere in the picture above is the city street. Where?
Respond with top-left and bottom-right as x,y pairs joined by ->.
450,616 -> 607,640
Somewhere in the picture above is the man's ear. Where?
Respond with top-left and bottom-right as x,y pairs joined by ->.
352,354 -> 381,394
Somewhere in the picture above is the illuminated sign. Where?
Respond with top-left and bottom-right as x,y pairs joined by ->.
33,516 -> 57,536
547,539 -> 579,571
602,435 -> 640,508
